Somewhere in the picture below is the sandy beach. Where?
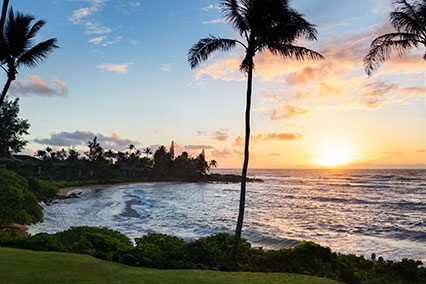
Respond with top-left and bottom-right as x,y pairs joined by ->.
57,182 -> 150,197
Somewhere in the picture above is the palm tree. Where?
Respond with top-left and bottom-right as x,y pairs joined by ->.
209,159 -> 218,174
0,8 -> 58,105
364,0 -> 426,76
143,147 -> 153,158
0,0 -> 9,39
188,0 -> 323,264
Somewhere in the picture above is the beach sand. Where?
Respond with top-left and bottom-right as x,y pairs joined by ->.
56,181 -> 155,197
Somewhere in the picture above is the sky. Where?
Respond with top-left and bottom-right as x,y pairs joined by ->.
6,0 -> 426,168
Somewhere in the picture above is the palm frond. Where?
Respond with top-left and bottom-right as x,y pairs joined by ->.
26,20 -> 45,43
391,0 -> 426,35
269,43 -> 324,61
4,9 -> 36,57
188,35 -> 237,69
364,32 -> 420,75
220,0 -> 249,35
17,38 -> 58,68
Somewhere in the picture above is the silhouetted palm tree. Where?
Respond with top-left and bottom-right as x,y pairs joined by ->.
0,8 -> 58,105
0,1 -> 9,39
209,159 -> 218,174
364,0 -> 426,76
143,147 -> 153,158
188,0 -> 323,263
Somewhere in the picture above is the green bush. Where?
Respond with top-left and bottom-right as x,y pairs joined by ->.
0,168 -> 43,226
26,177 -> 59,200
135,233 -> 185,261
0,228 -> 425,284
55,226 -> 132,254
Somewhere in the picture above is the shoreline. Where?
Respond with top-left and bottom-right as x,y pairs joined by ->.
57,181 -> 153,197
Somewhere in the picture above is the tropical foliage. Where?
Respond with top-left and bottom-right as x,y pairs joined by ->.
0,8 -> 58,105
0,228 -> 425,284
0,168 -> 42,227
0,98 -> 29,157
364,0 -> 426,75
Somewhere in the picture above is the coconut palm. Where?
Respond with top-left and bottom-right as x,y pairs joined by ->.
0,0 -> 9,39
143,147 -> 153,158
0,8 -> 58,105
209,159 -> 218,174
188,0 -> 323,263
364,0 -> 426,76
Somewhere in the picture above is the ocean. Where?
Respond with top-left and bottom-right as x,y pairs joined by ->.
28,169 -> 426,262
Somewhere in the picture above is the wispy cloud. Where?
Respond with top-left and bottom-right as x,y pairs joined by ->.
196,129 -> 229,141
69,0 -> 112,36
201,4 -> 220,11
202,18 -> 225,24
97,62 -> 132,74
88,35 -> 106,45
10,76 -> 68,97
271,103 -> 309,120
233,132 -> 303,146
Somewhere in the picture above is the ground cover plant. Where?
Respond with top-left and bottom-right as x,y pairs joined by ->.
0,227 -> 425,284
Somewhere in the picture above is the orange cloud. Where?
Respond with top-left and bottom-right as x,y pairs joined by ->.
233,132 -> 303,146
271,103 -> 309,120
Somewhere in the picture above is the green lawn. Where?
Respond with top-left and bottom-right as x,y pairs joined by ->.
0,247 -> 342,284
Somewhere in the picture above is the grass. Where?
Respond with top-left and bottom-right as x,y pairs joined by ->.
0,247 -> 342,284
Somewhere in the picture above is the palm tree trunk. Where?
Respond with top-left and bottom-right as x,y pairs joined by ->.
0,0 -> 9,39
0,77 -> 12,106
230,58 -> 253,265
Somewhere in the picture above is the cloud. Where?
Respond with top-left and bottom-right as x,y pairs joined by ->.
184,145 -> 214,150
201,4 -> 220,11
211,148 -> 232,158
202,18 -> 226,24
88,35 -> 106,45
271,103 -> 309,120
154,128 -> 167,135
417,150 -> 426,153
233,132 -> 303,146
194,57 -> 242,81
69,6 -> 98,23
84,21 -> 112,34
97,62 -> 132,74
212,129 -> 229,141
196,129 -> 229,141
69,0 -> 112,36
34,130 -> 138,150
160,65 -> 171,72
129,39 -> 139,46
260,89 -> 283,101
10,76 -> 68,97
264,133 -> 303,141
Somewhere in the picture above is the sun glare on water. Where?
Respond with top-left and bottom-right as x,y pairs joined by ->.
315,144 -> 354,167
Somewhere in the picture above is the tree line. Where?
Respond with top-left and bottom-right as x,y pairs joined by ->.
33,137 -> 218,181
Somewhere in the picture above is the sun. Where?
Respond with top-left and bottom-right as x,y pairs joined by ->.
315,144 -> 354,167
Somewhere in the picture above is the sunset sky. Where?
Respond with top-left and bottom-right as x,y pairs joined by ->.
7,0 -> 426,168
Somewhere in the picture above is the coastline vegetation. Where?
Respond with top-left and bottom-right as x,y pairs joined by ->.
0,226 -> 424,284
0,247 -> 341,284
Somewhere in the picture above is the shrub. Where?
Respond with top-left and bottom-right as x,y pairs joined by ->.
26,177 -> 58,200
0,168 -> 43,226
55,226 -> 132,254
135,233 -> 185,261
